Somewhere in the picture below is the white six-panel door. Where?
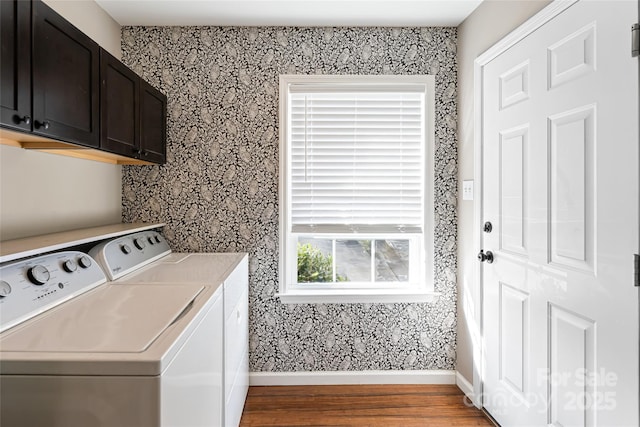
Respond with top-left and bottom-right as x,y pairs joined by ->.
481,1 -> 639,426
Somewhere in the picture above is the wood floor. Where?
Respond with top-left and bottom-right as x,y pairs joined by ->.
239,384 -> 494,426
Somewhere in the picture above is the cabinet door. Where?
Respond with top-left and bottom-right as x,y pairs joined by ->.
32,1 -> 99,147
223,256 -> 249,427
0,0 -> 31,131
139,80 -> 167,164
100,49 -> 140,158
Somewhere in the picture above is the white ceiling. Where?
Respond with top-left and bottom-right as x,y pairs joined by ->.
95,0 -> 484,27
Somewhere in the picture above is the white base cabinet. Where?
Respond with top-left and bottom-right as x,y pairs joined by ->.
223,256 -> 249,427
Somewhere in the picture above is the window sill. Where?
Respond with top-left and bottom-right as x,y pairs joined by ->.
276,289 -> 440,304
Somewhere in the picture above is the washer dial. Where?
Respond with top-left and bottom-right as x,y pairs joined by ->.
78,256 -> 92,268
27,265 -> 50,285
62,259 -> 77,273
133,238 -> 146,250
0,281 -> 12,297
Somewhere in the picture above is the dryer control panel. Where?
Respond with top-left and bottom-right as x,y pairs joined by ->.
0,251 -> 107,333
89,231 -> 171,280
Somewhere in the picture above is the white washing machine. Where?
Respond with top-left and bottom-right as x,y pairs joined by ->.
89,230 -> 249,427
0,238 -> 225,426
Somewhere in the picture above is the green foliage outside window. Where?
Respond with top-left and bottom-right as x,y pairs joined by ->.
297,243 -> 347,283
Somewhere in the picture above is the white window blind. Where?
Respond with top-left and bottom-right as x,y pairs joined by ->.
288,85 -> 426,234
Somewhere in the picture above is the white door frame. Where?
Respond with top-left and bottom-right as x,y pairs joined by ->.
471,0 -> 580,408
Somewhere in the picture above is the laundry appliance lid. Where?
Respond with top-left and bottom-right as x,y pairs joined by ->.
118,253 -> 243,287
0,284 -> 203,353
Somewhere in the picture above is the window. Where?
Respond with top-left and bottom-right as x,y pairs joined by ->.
278,75 -> 435,303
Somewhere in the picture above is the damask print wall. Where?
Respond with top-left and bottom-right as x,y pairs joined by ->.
121,26 -> 458,372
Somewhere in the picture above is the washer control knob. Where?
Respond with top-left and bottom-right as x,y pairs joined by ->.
78,256 -> 92,269
147,236 -> 155,245
27,265 -> 50,285
154,235 -> 161,243
121,244 -> 132,255
133,238 -> 146,250
0,281 -> 12,297
62,259 -> 78,273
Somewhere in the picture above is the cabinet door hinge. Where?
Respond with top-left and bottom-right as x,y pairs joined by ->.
633,23 -> 639,57
635,254 -> 640,287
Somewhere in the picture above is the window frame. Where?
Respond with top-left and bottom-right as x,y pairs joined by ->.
278,74 -> 437,304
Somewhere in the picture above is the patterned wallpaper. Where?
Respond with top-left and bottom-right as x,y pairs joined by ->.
121,26 -> 458,371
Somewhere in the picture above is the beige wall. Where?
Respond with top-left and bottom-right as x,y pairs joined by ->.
456,0 -> 552,383
0,0 -> 122,241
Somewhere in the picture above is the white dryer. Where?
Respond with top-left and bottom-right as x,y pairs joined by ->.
0,243 -> 224,426
89,230 -> 249,427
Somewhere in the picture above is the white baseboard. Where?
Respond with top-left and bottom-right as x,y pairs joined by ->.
249,370 -> 456,386
456,371 -> 477,406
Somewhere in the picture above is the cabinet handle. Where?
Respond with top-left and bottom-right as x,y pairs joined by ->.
132,148 -> 141,155
35,120 -> 50,130
17,115 -> 31,125
142,150 -> 149,157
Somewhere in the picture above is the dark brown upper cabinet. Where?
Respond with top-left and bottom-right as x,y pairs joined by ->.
1,0 -> 32,132
101,49 -> 166,164
100,49 -> 139,157
1,0 -> 166,165
32,0 -> 100,147
139,80 -> 167,164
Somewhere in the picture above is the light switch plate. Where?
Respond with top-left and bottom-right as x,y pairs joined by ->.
463,180 -> 474,201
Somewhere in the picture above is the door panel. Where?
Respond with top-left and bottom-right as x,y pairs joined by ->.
101,49 -> 140,157
0,0 -> 31,131
548,105 -> 595,271
139,80 -> 166,164
499,125 -> 529,256
32,1 -> 99,147
547,24 -> 596,90
499,282 -> 529,395
548,304 -> 596,427
482,1 -> 639,426
499,61 -> 530,110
